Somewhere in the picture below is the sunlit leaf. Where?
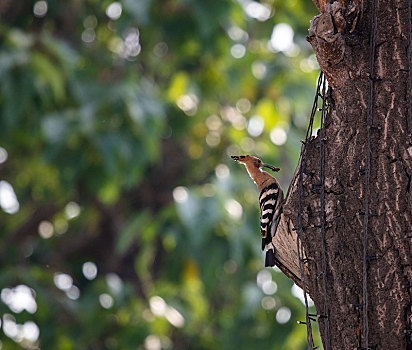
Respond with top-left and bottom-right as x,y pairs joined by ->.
167,71 -> 189,102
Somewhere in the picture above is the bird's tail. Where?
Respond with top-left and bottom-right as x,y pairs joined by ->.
261,234 -> 272,251
265,242 -> 276,267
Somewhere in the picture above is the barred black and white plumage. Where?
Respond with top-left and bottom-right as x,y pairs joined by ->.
231,155 -> 284,267
259,182 -> 279,246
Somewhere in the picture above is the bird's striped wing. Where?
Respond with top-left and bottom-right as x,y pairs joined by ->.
259,182 -> 279,250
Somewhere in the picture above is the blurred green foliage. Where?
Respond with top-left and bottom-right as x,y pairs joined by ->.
0,0 -> 322,349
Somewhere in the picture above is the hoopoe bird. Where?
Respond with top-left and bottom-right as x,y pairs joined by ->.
231,155 -> 283,267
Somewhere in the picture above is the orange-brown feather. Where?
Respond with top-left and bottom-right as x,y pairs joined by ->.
235,155 -> 279,192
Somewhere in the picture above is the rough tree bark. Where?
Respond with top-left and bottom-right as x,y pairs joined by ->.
273,0 -> 412,349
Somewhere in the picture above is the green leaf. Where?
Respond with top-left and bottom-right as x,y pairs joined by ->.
30,52 -> 66,101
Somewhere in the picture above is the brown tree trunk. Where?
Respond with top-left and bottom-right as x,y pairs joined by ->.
281,0 -> 412,349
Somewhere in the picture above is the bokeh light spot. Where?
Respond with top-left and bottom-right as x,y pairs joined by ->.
227,26 -> 248,42
0,147 -> 8,164
176,94 -> 198,116
270,23 -> 294,52
124,28 -> 141,58
206,115 -> 222,131
270,127 -> 287,146
38,220 -> 54,239
53,273 -> 73,291
149,296 -> 167,316
66,286 -> 80,300
256,269 -> 272,288
225,199 -> 243,219
245,1 -> 272,21
33,1 -> 48,18
206,132 -> 221,147
173,186 -> 188,203
22,321 -> 40,342
230,44 -> 246,59
106,2 -> 122,20
83,15 -> 97,29
99,293 -> 114,309
236,98 -> 251,114
300,54 -> 320,73
261,296 -> 276,310
0,181 -> 19,214
1,285 -> 37,314
65,201 -> 80,219
3,314 -> 18,339
165,306 -> 185,328
106,273 -> 123,295
82,261 -> 98,280
144,335 -> 161,350
252,61 -> 267,79
247,115 -> 265,137
81,28 -> 96,43
276,306 -> 291,324
262,280 -> 278,295
215,164 -> 230,179
221,106 -> 246,130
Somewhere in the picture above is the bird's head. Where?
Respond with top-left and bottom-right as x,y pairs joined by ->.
231,155 -> 280,172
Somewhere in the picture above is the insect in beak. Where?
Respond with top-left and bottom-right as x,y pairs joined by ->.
231,156 -> 240,161
261,163 -> 280,172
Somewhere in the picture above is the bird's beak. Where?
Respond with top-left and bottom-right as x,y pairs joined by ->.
262,163 -> 280,172
231,156 -> 239,161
